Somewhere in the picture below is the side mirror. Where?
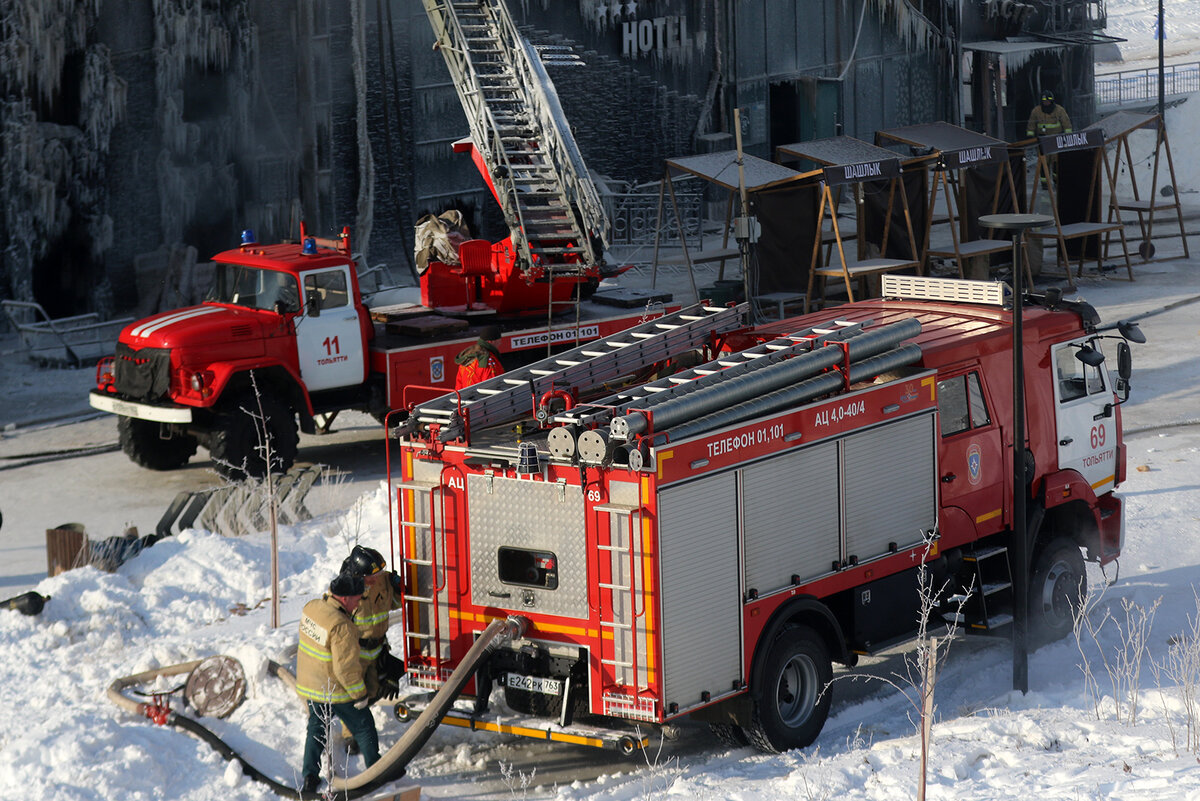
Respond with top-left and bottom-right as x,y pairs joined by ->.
1117,319 -> 1146,344
1115,340 -> 1132,402
1074,345 -> 1105,367
1116,340 -> 1132,382
306,289 -> 322,317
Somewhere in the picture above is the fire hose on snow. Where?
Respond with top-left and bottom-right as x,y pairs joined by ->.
106,616 -> 527,798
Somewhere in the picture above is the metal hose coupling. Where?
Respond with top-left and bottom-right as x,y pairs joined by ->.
498,615 -> 528,647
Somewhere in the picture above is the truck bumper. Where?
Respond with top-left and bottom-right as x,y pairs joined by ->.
89,390 -> 193,424
1096,492 -> 1124,565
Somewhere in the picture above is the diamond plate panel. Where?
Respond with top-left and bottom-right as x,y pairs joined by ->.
468,475 -> 588,619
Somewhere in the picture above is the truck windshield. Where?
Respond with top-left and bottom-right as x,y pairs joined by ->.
206,264 -> 299,313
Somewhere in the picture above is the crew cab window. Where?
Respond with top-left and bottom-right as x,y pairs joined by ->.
206,264 -> 298,312
303,269 -> 349,312
1054,345 -> 1106,402
937,372 -> 991,437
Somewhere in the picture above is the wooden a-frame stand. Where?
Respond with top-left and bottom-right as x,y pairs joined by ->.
1096,111 -> 1190,261
1024,129 -> 1132,289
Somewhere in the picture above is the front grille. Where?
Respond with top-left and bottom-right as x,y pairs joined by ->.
113,343 -> 172,401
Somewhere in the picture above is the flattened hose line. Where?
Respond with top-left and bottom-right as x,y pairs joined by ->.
106,617 -> 524,798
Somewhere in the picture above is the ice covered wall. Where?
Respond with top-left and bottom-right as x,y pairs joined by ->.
151,0 -> 253,246
0,0 -> 125,312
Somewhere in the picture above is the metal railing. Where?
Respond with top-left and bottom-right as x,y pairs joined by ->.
1095,61 -> 1200,107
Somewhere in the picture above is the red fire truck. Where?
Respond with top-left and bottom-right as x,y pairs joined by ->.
386,275 -> 1143,754
87,224 -> 672,479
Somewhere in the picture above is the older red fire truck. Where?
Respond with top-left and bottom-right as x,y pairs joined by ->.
385,275 -> 1142,754
86,222 -> 669,479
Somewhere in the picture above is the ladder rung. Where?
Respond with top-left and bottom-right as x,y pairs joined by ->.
599,620 -> 632,630
400,520 -> 431,530
397,481 -> 439,491
601,658 -> 634,668
598,582 -> 631,591
404,631 -> 435,640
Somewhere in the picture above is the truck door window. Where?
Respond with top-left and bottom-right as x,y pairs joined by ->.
937,372 -> 991,437
303,270 -> 349,312
1054,346 -> 1105,402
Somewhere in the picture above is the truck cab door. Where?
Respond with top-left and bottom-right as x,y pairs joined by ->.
295,266 -> 366,392
936,370 -> 1006,543
1051,339 -> 1118,494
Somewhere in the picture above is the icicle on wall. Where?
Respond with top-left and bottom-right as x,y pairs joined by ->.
0,0 -> 125,312
350,0 -> 375,269
151,0 -> 253,247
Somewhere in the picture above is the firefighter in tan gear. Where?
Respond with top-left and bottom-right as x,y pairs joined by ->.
1026,90 -> 1073,138
296,572 -> 380,796
338,544 -> 404,753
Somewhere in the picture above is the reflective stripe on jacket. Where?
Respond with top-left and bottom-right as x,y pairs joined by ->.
353,573 -> 401,661
1027,104 -> 1073,137
296,595 -> 367,703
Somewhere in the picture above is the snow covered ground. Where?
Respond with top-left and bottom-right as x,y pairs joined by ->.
3,6 -> 1200,801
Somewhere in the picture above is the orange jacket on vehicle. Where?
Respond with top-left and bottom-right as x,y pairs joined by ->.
454,338 -> 505,389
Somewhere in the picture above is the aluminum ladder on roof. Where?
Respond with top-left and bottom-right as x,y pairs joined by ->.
553,318 -> 871,431
406,302 -> 748,442
422,0 -> 607,279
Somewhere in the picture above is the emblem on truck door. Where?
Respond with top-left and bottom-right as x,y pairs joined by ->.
967,443 -> 982,486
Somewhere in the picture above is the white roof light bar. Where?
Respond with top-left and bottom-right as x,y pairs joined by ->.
881,275 -> 1010,306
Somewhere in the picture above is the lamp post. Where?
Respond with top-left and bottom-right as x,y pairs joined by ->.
978,211 -> 1054,694
1158,0 -> 1166,120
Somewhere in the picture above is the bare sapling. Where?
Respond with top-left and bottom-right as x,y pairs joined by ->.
248,372 -> 282,628
1073,583 -> 1160,724
824,534 -> 971,801
1150,589 -> 1200,755
498,760 -> 537,801
635,726 -> 683,800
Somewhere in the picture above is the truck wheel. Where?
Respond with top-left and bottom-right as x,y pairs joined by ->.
1029,537 -> 1086,646
209,392 -> 298,480
745,624 -> 832,753
708,722 -> 750,748
118,417 -> 197,470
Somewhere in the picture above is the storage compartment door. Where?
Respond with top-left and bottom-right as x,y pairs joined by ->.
658,472 -> 742,714
843,413 -> 937,562
742,441 -> 840,595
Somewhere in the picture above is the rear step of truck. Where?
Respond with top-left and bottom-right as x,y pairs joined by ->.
394,695 -> 650,754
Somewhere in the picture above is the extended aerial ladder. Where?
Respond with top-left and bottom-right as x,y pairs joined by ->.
422,0 -> 608,282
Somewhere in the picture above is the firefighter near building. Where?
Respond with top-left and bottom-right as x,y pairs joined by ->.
386,276 -> 1143,754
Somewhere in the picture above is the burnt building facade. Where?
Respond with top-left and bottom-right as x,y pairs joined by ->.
0,0 -> 1103,317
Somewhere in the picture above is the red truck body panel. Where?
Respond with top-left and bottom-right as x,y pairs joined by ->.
388,287 -> 1131,747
